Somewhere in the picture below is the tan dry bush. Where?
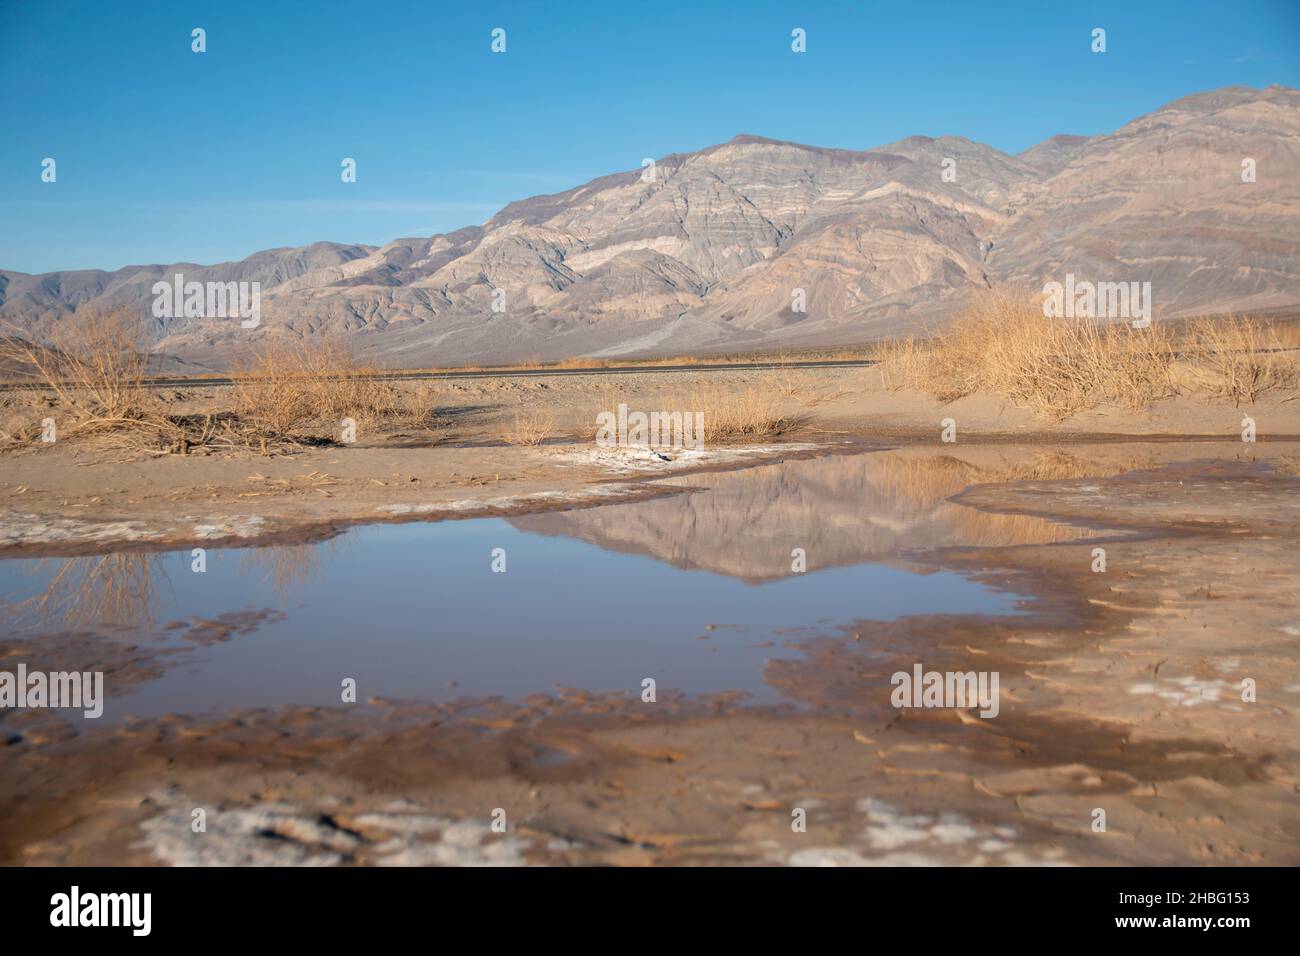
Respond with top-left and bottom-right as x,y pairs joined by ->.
393,383 -> 441,431
229,341 -> 316,441
871,334 -> 931,392
687,382 -> 794,442
772,354 -> 839,405
1266,321 -> 1300,350
0,387 -> 52,445
230,338 -> 411,445
586,382 -> 626,434
873,291 -> 1177,419
0,308 -> 180,449
1179,315 -> 1298,405
569,381 -> 628,444
578,381 -> 794,446
503,407 -> 557,445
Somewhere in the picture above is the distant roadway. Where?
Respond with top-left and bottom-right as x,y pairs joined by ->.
0,358 -> 876,391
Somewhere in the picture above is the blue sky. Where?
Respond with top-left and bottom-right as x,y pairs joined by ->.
1,0 -> 1296,274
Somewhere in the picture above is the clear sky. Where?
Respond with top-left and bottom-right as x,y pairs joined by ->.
2,0 -> 1297,274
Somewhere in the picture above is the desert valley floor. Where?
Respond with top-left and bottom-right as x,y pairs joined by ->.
1,366 -> 1298,865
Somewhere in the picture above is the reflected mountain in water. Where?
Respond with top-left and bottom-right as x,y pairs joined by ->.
0,446 -> 1147,716
512,449 -> 1117,582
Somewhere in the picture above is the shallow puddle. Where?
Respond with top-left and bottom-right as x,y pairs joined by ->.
0,450 -> 1097,722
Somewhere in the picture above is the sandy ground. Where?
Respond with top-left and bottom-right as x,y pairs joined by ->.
1,365 -> 1297,556
2,371 -> 1299,866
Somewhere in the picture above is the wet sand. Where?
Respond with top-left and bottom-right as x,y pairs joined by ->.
2,439 -> 1297,865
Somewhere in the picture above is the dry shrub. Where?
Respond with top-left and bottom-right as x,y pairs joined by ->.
876,294 -> 1300,416
230,338 -> 413,444
687,382 -> 793,442
228,341 -> 316,441
871,334 -> 931,391
585,383 -> 624,436
504,407 -> 557,445
1267,321 -> 1300,350
0,319 -> 443,454
1180,315 -> 1298,405
579,381 -> 795,447
874,290 -> 1177,419
0,308 -> 181,448
394,383 -> 440,431
0,387 -> 52,444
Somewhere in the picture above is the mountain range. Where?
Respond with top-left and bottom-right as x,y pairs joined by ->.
2,84 -> 1297,368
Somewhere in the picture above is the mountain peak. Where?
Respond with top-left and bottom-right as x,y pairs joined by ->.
4,84 -> 1296,368
727,133 -> 793,147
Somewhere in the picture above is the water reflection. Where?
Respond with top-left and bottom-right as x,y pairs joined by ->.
0,447 -> 1128,719
3,553 -> 167,633
513,448 -> 1116,581
2,541 -> 337,634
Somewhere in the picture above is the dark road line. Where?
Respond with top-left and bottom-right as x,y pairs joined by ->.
0,358 -> 876,391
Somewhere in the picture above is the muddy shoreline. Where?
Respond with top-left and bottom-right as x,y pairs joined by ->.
2,437 -> 1298,865
3,431 -> 1298,560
